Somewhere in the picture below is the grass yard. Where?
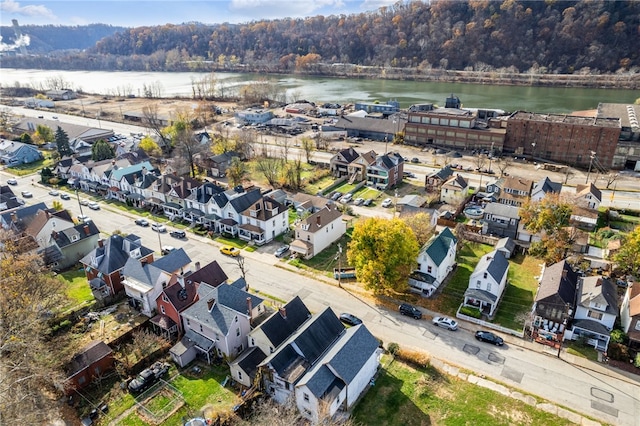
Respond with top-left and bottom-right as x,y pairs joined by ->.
8,157 -> 54,176
565,341 -> 599,362
290,228 -> 353,277
353,356 -> 575,426
58,268 -> 94,311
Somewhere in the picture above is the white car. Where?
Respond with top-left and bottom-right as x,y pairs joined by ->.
340,193 -> 353,203
6,178 -> 17,185
432,316 -> 458,331
353,197 -> 364,206
151,223 -> 167,233
87,201 -> 100,210
381,198 -> 393,208
77,215 -> 91,223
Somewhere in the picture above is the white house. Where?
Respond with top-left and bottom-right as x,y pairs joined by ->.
575,183 -> 602,210
530,177 -> 562,202
290,204 -> 345,259
440,174 -> 469,206
171,279 -> 265,367
410,227 -> 457,297
567,276 -> 618,352
121,248 -> 192,317
620,283 -> 640,350
239,197 -> 289,245
463,250 -> 509,318
294,324 -> 381,423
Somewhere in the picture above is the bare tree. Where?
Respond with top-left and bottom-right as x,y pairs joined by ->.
301,137 -> 315,163
495,156 -> 513,176
474,154 -> 488,171
142,104 -> 168,146
256,157 -> 283,188
281,136 -> 291,161
235,256 -> 248,281
604,172 -> 619,189
314,133 -> 329,150
563,167 -> 575,184
169,109 -> 207,178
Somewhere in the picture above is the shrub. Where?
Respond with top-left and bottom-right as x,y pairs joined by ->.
396,348 -> 430,368
635,353 -> 640,368
607,342 -> 630,362
610,329 -> 627,344
460,306 -> 482,318
388,342 -> 400,356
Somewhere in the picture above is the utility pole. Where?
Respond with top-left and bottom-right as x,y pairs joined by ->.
76,189 -> 84,218
337,244 -> 342,288
585,151 -> 596,184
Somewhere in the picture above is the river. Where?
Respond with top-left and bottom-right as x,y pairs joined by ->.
1,68 -> 638,113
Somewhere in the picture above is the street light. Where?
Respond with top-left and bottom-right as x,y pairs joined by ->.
531,142 -> 536,161
585,151 -> 596,184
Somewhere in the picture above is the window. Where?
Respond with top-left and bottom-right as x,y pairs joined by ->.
587,310 -> 603,320
162,294 -> 168,302
476,280 -> 481,288
487,282 -> 492,292
186,319 -> 190,326
483,272 -> 488,279
304,393 -> 310,402
251,338 -> 255,346
94,366 -> 101,374
238,371 -> 243,380
235,316 -> 238,322
635,321 -> 640,331
236,328 -> 240,337
200,324 -> 203,332
304,409 -> 312,416
78,376 -> 86,385
427,266 -> 432,273
161,305 -> 165,314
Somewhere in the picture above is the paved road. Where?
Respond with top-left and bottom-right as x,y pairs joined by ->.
2,175 -> 638,425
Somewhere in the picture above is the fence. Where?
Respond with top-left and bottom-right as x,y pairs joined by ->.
456,307 -> 524,338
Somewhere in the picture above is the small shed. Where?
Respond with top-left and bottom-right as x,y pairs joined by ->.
66,340 -> 114,394
495,237 -> 515,259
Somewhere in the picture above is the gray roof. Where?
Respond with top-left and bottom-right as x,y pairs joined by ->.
0,202 -> 48,227
572,318 -> 611,335
535,260 -> 578,306
423,227 -> 457,266
495,237 -> 515,254
483,202 -> 520,219
578,276 -> 618,316
152,248 -> 191,273
233,346 -> 267,381
80,234 -> 153,275
532,177 -> 562,198
256,296 -> 311,349
428,165 -> 454,181
52,221 -> 100,248
229,188 -> 262,215
464,288 -> 498,303
67,340 -> 112,377
474,250 -> 509,284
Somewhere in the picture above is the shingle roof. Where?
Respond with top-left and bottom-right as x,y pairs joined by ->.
53,221 -> 100,248
423,227 -> 457,266
576,183 -> 602,202
67,340 -> 112,377
1,202 -> 48,228
80,234 -> 153,275
152,248 -> 191,274
483,202 -> 520,219
428,165 -> 454,180
228,188 -> 262,215
578,276 -> 618,315
256,296 -> 311,348
298,204 -> 342,234
532,177 -> 562,197
234,346 -> 267,381
162,279 -> 199,313
186,260 -> 228,287
535,260 -> 578,305
475,250 -> 509,283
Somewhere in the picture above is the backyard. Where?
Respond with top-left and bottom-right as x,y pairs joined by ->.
58,268 -> 95,312
352,355 -> 576,426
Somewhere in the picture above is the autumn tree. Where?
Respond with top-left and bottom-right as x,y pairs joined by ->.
301,137 -> 315,163
226,157 -> 248,188
138,136 -> 162,156
34,124 -> 54,145
255,156 -> 283,188
612,225 -> 640,276
520,193 -> 574,264
91,138 -> 115,161
0,232 -> 70,424
347,217 -> 419,295
402,212 -> 434,246
55,126 -> 72,157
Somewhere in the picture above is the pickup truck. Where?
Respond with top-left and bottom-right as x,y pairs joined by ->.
128,361 -> 169,393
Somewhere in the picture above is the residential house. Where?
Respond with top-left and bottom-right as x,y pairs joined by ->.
80,234 -> 154,302
0,202 -> 49,230
0,139 -> 43,165
330,147 -> 371,180
570,206 -> 599,231
575,183 -> 602,210
567,276 -> 618,352
121,248 -> 192,317
184,182 -> 225,224
481,202 -> 520,239
498,176 -> 533,207
65,340 -> 114,395
410,227 -> 457,297
162,176 -> 202,220
620,283 -> 640,350
53,156 -> 75,179
215,188 -> 263,237
44,220 -> 100,269
531,177 -> 562,202
294,324 -> 381,422
485,177 -> 505,195
531,260 -> 579,347
205,151 -> 240,177
186,260 -> 229,288
366,152 -> 404,190
288,192 -> 333,216
239,196 -> 289,245
425,165 -> 454,193
0,185 -> 21,212
463,250 -> 509,318
495,237 -> 516,259
290,204 -> 345,259
440,174 -> 469,206
170,280 -> 265,366
230,296 -> 311,387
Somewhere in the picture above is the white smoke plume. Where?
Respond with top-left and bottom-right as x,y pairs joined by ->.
0,34 -> 30,52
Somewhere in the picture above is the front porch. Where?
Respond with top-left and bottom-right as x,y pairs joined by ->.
162,202 -> 184,220
568,319 -> 611,352
463,288 -> 497,318
238,223 -> 266,245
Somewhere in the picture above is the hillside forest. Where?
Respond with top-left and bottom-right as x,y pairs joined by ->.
0,1 -> 638,82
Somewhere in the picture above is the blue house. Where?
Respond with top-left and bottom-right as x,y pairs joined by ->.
0,139 -> 43,166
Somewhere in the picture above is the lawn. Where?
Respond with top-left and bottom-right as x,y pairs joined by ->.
57,268 -> 94,311
290,227 -> 353,278
352,356 -> 576,426
7,156 -> 54,176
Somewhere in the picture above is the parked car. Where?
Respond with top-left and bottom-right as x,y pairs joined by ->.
331,191 -> 343,201
353,197 -> 364,206
6,178 -> 17,185
128,362 -> 169,393
274,245 -> 290,258
21,190 -> 33,198
411,157 -> 420,163
220,245 -> 241,257
135,218 -> 149,227
80,199 -> 90,206
339,313 -> 362,326
87,201 -> 100,210
151,223 -> 167,233
475,330 -> 504,346
399,303 -> 422,319
161,246 -> 176,255
381,198 -> 393,208
432,316 -> 458,331
170,230 -> 186,239
60,193 -> 70,200
48,190 -> 59,196
363,198 -> 373,206
77,214 -> 91,222
340,193 -> 353,203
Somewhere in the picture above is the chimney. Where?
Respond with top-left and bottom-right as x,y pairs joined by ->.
561,268 -> 567,279
279,306 -> 287,319
195,261 -> 201,271
51,230 -> 58,239
178,274 -> 185,289
596,278 -> 602,287
246,297 -> 253,324
10,211 -> 17,223
207,298 -> 215,311
316,215 -> 322,227
98,239 -> 104,248
84,225 -> 90,236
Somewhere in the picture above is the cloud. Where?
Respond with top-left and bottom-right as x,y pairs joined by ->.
360,0 -> 400,11
0,0 -> 56,19
229,0 -> 345,20
0,33 -> 31,52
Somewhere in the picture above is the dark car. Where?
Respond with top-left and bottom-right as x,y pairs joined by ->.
363,198 -> 373,206
411,157 -> 420,163
60,193 -> 71,200
128,362 -> 169,393
339,313 -> 362,326
170,230 -> 186,239
135,218 -> 149,227
475,330 -> 504,346
399,303 -> 422,319
274,245 -> 290,258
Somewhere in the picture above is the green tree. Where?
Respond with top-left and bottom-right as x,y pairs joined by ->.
91,139 -> 115,161
40,167 -> 54,184
19,133 -> 33,144
520,193 -> 574,264
164,109 -> 204,178
347,217 -> 419,295
613,225 -> 640,276
34,124 -> 54,145
54,126 -> 72,157
226,157 -> 248,188
138,136 -> 162,156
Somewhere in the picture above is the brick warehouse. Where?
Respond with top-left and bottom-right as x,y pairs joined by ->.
503,112 -> 621,169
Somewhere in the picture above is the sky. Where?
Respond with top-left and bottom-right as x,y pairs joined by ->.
0,0 -> 401,27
